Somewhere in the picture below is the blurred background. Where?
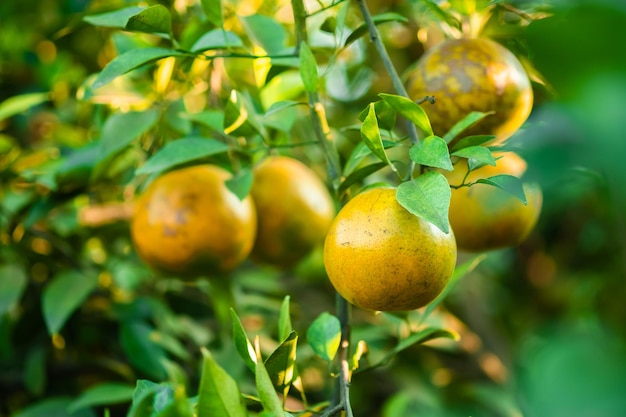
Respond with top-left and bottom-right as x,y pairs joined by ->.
1,0 -> 625,416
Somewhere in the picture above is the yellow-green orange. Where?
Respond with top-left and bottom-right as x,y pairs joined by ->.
131,165 -> 257,277
444,152 -> 542,252
250,156 -> 335,268
324,187 -> 457,311
406,38 -> 533,143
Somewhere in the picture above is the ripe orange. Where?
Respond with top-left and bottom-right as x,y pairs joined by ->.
444,152 -> 542,252
406,37 -> 533,143
324,187 -> 457,311
250,156 -> 335,268
131,165 -> 257,277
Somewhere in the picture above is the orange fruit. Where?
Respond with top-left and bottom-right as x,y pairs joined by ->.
250,156 -> 335,268
406,37 -> 533,143
444,152 -> 542,252
131,165 -> 257,277
324,187 -> 457,311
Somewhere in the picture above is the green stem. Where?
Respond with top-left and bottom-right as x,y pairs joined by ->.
355,0 -> 421,178
290,1 -> 351,416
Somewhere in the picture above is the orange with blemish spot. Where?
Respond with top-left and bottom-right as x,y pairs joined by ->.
131,165 -> 257,278
324,187 -> 457,311
406,38 -> 533,143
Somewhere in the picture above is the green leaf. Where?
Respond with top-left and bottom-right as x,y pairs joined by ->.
83,6 -> 145,28
201,0 -> 223,27
476,174 -> 528,204
379,93 -> 433,136
338,162 -> 388,197
24,347 -> 47,396
423,254 -> 486,318
126,5 -> 172,37
409,135 -> 453,171
344,12 -> 409,47
191,29 -> 244,52
451,145 -> 496,166
184,110 -> 224,131
278,296 -> 293,342
254,342 -> 285,416
120,322 -> 168,380
241,14 -> 289,55
230,309 -> 256,372
299,43 -> 318,94
68,383 -> 135,413
225,168 -> 253,201
442,111 -> 494,144
390,328 -> 458,358
418,0 -> 461,30
100,109 -> 159,159
12,397 -> 96,417
396,171 -> 451,234
450,134 -> 495,152
42,270 -> 99,335
0,92 -> 49,121
0,264 -> 28,316
135,137 -> 229,175
92,47 -> 187,89
361,103 -> 392,166
306,312 -> 341,362
264,331 -> 298,394
127,381 -> 175,417
197,348 -> 247,417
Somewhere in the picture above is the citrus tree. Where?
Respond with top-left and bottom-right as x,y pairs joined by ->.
2,0 -> 626,416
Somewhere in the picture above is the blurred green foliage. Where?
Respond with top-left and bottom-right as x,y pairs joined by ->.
1,0 -> 626,416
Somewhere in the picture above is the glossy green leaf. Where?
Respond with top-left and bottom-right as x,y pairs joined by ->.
120,322 -> 168,380
424,254 -> 487,318
100,109 -> 159,159
450,134 -> 496,152
254,342 -> 285,416
126,5 -> 172,37
299,43 -> 318,93
409,135 -> 453,171
92,48 -> 187,89
396,171 -> 451,234
191,29 -> 244,52
42,270 -> 99,335
184,110 -> 224,132
391,328 -> 458,358
361,103 -> 391,165
83,6 -> 145,28
68,383 -> 135,413
201,0 -> 223,27
241,14 -> 289,55
379,93 -> 433,136
0,264 -> 28,316
442,111 -> 493,144
344,12 -> 409,47
197,348 -> 247,417
338,162 -> 388,197
357,100 -> 396,132
278,296 -> 293,342
127,380 -> 174,417
477,174 -> 528,204
225,168 -> 253,201
0,92 -> 49,121
306,312 -> 341,362
264,331 -> 298,394
230,309 -> 256,372
451,145 -> 496,166
135,137 -> 229,175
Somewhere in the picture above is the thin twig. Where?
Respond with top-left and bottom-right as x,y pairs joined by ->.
355,0 -> 421,180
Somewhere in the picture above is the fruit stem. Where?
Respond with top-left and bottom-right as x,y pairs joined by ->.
335,293 -> 354,417
355,0 -> 420,150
